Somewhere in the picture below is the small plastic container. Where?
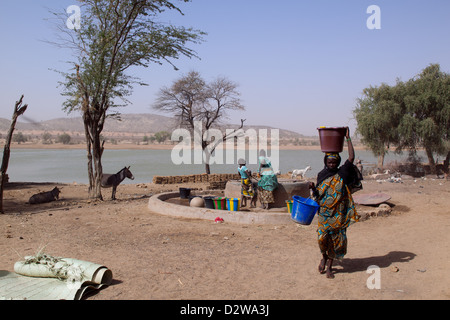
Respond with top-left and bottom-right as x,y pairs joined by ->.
179,188 -> 191,199
286,200 -> 293,213
203,196 -> 216,209
213,197 -> 227,210
226,198 -> 241,212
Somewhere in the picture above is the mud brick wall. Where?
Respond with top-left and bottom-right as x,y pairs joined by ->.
152,173 -> 242,185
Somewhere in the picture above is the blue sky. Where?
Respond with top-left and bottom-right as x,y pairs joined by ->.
1,0 -> 450,136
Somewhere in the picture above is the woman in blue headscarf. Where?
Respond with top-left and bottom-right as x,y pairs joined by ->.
309,128 -> 360,279
257,150 -> 278,210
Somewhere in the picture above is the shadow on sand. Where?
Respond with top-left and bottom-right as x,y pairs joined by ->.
335,251 -> 416,274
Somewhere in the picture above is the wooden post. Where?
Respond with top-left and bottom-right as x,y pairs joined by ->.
0,95 -> 28,213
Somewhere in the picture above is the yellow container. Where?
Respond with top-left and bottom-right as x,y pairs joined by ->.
286,200 -> 293,213
226,198 -> 241,211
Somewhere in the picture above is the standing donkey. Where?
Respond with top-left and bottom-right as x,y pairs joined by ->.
101,166 -> 135,200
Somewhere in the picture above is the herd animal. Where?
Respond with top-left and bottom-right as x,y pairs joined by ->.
29,186 -> 61,205
101,166 -> 135,200
27,166 -> 134,204
291,166 -> 311,179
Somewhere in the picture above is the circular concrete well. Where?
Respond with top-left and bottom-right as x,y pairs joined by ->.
147,180 -> 312,225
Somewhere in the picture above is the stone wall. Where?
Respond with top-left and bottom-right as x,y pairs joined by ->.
152,173 -> 241,185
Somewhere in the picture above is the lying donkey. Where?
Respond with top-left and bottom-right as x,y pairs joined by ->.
29,187 -> 61,205
101,166 -> 135,200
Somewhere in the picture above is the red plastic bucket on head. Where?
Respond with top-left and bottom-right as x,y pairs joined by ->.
317,127 -> 347,153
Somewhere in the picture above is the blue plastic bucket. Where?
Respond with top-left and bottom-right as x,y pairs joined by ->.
291,195 -> 320,225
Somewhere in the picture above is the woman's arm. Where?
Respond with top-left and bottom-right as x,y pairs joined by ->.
309,182 -> 319,199
309,181 -> 328,201
245,169 -> 253,180
346,127 -> 355,164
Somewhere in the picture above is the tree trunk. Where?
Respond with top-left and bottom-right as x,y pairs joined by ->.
91,130 -> 104,200
200,118 -> 246,175
84,121 -> 94,193
444,151 -> 450,174
202,139 -> 212,174
425,147 -> 436,175
377,154 -> 385,170
0,96 -> 27,213
203,143 -> 211,174
204,162 -> 211,175
83,116 -> 104,200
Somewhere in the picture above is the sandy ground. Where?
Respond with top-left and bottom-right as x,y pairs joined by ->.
1,176 -> 450,301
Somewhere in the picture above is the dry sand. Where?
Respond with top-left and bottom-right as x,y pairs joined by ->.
1,174 -> 450,301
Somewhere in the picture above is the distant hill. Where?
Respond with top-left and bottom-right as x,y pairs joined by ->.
0,113 -> 307,139
0,114 -> 176,134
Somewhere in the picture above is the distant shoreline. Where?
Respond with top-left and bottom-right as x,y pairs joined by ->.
3,142 -> 370,151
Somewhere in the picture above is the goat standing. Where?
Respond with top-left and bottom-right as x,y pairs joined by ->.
291,166 -> 311,179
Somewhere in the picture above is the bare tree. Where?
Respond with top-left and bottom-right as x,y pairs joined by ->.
153,71 -> 246,173
1,96 -> 28,214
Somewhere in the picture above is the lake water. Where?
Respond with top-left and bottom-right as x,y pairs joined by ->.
2,148 -> 425,184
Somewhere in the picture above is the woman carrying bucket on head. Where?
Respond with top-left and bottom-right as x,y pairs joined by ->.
308,127 -> 360,279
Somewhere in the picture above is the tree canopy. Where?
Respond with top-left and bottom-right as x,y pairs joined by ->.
54,0 -> 204,199
354,64 -> 450,174
153,70 -> 245,173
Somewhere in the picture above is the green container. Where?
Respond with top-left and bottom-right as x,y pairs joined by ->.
213,197 -> 227,210
286,200 -> 293,213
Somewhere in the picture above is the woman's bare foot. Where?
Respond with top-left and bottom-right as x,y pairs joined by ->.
318,255 -> 327,274
326,259 -> 335,279
318,260 -> 326,274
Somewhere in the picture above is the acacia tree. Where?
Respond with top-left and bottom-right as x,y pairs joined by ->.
354,64 -> 450,174
153,71 -> 245,174
354,82 -> 405,168
55,0 -> 204,199
399,64 -> 450,174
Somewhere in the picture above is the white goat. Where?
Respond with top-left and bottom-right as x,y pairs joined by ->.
291,166 -> 311,179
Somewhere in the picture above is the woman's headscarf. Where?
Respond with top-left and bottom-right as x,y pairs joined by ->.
324,153 -> 341,164
258,150 -> 272,168
316,153 -> 351,186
